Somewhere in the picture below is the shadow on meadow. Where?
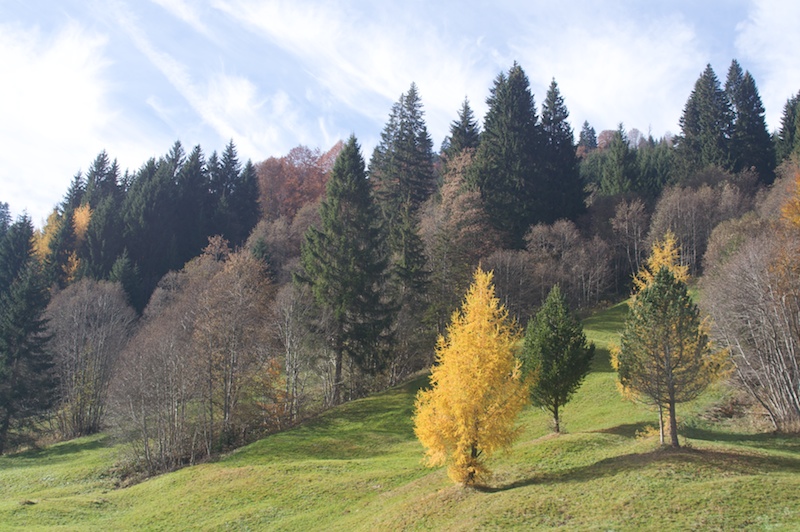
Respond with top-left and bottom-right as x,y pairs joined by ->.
477,446 -> 800,493
0,435 -> 110,469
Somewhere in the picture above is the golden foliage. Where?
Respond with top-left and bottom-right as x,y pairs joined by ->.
780,165 -> 800,231
632,230 -> 689,292
72,204 -> 91,247
33,209 -> 60,262
413,267 -> 528,486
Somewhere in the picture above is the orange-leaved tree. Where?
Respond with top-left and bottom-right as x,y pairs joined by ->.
631,230 -> 689,292
413,267 -> 528,486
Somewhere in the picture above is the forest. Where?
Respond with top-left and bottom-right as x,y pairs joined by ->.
1,57 -> 800,485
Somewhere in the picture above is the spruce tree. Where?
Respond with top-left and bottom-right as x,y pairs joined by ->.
520,284 -> 594,433
442,98 -> 481,161
299,135 -> 392,404
776,92 -> 800,163
726,62 -> 775,183
540,79 -> 585,222
470,62 -> 541,248
0,216 -> 54,454
676,64 -> 734,177
577,121 -> 598,154
600,125 -> 637,196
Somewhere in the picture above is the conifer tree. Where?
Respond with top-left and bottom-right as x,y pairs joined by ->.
577,121 -> 598,154
470,63 -> 542,248
0,216 -> 54,454
614,267 -> 719,447
370,83 -> 437,221
520,284 -> 595,433
776,92 -> 800,163
540,79 -> 585,222
299,136 -> 392,404
600,125 -> 637,196
442,98 -> 481,162
726,62 -> 775,183
414,267 -> 527,486
676,64 -> 734,176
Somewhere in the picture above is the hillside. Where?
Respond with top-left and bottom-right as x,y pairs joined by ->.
1,302 -> 798,530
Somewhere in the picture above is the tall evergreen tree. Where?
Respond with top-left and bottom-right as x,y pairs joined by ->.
299,136 -> 392,404
600,125 -> 637,196
776,92 -> 800,163
726,62 -> 775,183
676,64 -> 734,177
83,151 -> 121,208
369,83 -> 436,223
0,216 -> 54,454
442,98 -> 481,161
209,141 -> 260,247
0,203 -> 9,238
470,62 -> 542,248
540,79 -> 585,222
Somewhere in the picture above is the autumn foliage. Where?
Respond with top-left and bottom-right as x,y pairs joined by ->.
413,267 -> 528,486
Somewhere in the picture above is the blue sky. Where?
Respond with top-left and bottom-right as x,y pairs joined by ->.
3,0 -> 799,225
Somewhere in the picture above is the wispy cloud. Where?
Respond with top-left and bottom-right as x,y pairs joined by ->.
735,0 -> 800,130
149,0 -> 216,41
110,0 -> 304,161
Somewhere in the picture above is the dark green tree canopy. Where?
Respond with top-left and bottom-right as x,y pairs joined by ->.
369,83 -> 436,218
520,284 -> 595,433
470,62 -> 542,248
725,61 -> 775,183
776,91 -> 800,163
443,97 -> 481,160
0,215 -> 54,454
676,64 -> 734,176
540,79 -> 585,222
578,121 -> 597,153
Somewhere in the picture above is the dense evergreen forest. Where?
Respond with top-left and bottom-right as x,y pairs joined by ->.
2,58 -> 800,473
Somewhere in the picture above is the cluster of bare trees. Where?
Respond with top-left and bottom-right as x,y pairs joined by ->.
701,164 -> 800,432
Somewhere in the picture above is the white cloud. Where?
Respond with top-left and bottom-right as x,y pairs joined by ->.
0,21 -> 114,223
736,0 -> 800,131
509,6 -> 704,137
212,0 -> 498,149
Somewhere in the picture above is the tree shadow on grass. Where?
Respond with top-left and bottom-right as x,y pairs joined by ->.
476,446 -> 800,493
683,426 -> 800,455
591,422 -> 653,438
0,436 -> 110,468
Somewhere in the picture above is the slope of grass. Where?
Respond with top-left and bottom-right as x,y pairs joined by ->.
1,302 -> 798,530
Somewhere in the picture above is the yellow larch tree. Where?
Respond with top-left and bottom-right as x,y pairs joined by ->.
413,267 -> 528,486
632,230 -> 689,293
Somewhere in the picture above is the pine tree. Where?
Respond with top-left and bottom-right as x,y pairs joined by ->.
676,64 -> 734,177
600,125 -> 636,196
520,284 -> 595,433
442,98 -> 481,161
540,79 -> 585,222
614,267 -> 719,447
776,92 -> 800,163
370,83 -> 436,223
0,216 -> 54,454
414,267 -> 528,486
726,62 -> 775,183
470,62 -> 542,248
299,136 -> 392,404
577,120 -> 598,155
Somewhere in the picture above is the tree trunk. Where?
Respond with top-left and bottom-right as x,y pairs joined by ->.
668,398 -> 679,448
332,347 -> 343,406
658,405 -> 665,445
0,411 -> 11,455
553,402 -> 560,433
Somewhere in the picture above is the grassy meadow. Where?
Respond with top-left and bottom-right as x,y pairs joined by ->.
1,301 -> 798,530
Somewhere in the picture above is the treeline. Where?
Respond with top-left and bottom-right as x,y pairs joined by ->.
2,57 -> 800,469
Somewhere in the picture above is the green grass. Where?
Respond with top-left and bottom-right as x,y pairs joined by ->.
1,302 -> 799,530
